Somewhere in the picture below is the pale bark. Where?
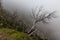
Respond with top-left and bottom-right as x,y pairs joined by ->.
28,6 -> 56,36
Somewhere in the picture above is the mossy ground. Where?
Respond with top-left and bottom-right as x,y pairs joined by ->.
0,28 -> 34,40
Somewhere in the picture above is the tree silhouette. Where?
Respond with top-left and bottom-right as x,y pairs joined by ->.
28,6 -> 56,36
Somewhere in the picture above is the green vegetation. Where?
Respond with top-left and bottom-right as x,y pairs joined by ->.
0,28 -> 45,40
0,2 -> 41,40
0,28 -> 35,40
0,4 -> 26,32
0,1 -> 50,40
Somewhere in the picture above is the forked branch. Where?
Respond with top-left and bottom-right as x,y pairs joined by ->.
28,6 -> 56,36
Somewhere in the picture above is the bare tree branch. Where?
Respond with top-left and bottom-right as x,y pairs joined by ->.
28,6 -> 56,36
36,6 -> 43,17
32,7 -> 37,19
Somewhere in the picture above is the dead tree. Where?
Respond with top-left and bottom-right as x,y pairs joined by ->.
28,6 -> 56,36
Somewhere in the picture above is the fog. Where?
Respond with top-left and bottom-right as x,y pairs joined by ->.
1,0 -> 60,40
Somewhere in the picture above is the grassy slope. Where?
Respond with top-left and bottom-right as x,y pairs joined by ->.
0,3 -> 46,40
0,28 -> 34,40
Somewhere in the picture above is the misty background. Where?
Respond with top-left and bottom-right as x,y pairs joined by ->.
1,0 -> 60,40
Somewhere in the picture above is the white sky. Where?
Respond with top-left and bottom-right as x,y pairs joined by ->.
2,0 -> 60,15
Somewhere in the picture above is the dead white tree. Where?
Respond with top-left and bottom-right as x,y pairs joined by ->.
28,6 -> 56,36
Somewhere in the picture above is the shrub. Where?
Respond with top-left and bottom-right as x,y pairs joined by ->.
0,28 -> 38,40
